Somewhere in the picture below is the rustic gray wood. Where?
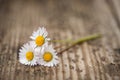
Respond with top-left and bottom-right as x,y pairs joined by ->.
0,0 -> 120,80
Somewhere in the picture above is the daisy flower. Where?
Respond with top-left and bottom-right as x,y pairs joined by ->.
30,27 -> 50,47
19,42 -> 39,66
37,43 -> 59,67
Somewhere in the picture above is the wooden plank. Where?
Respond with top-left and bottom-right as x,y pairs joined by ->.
0,0 -> 120,80
105,0 -> 120,30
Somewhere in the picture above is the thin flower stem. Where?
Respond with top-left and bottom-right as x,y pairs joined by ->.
58,34 -> 102,54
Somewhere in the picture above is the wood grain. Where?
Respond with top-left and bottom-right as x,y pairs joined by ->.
0,0 -> 120,80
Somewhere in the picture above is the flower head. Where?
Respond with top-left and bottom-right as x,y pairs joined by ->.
19,42 -> 39,66
37,44 -> 59,67
19,26 -> 59,67
30,27 -> 50,47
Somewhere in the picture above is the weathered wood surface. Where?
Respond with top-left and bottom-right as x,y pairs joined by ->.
0,0 -> 120,80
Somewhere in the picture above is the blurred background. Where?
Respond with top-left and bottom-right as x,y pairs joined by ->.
0,0 -> 120,80
0,0 -> 120,47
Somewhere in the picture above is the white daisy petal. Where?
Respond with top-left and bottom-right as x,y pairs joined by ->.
30,27 -> 50,47
19,42 -> 39,66
37,44 -> 59,67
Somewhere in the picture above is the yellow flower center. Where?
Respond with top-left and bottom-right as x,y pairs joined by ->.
35,36 -> 45,46
26,52 -> 34,61
43,52 -> 53,62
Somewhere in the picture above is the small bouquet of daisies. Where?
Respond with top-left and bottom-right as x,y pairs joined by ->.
19,26 -> 101,67
19,27 -> 59,67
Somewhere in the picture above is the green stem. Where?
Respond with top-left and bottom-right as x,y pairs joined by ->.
72,34 -> 101,44
58,34 -> 101,54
